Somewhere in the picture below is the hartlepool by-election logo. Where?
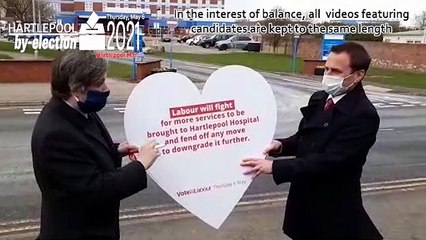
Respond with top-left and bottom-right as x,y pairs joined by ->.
8,11 -> 144,54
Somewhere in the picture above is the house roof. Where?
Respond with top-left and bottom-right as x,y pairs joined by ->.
383,29 -> 425,36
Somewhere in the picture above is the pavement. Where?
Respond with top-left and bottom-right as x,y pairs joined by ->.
3,185 -> 426,240
0,51 -> 40,60
117,185 -> 426,240
0,78 -> 136,107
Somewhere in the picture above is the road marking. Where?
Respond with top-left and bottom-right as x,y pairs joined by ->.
401,104 -> 416,107
23,111 -> 41,115
373,103 -> 385,107
22,109 -> 42,111
0,107 -> 20,110
361,182 -> 426,192
22,108 -> 42,115
389,102 -> 404,105
113,107 -> 126,114
379,128 -> 394,131
361,178 -> 426,186
377,105 -> 397,108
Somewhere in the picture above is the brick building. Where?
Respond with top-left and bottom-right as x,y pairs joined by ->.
50,0 -> 224,19
47,0 -> 227,34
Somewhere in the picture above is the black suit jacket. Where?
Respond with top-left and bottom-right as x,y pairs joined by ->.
272,84 -> 383,240
31,97 -> 147,240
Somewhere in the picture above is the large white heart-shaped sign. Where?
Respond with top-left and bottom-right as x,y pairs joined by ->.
124,65 -> 277,229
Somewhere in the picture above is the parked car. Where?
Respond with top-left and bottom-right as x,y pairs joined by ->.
243,42 -> 261,52
187,35 -> 205,45
161,36 -> 171,42
0,20 -> 7,36
0,28 -> 7,37
7,31 -> 15,41
6,30 -> 28,41
215,35 -> 258,51
194,35 -> 209,45
178,34 -> 196,43
28,34 -> 57,41
199,34 -> 233,48
1,29 -> 9,38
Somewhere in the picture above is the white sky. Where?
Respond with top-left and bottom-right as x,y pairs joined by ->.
224,0 -> 425,26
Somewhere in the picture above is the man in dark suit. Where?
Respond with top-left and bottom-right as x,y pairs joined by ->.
242,42 -> 383,239
32,50 -> 160,240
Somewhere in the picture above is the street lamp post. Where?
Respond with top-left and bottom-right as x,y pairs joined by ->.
423,27 -> 426,44
156,6 -> 161,45
291,34 -> 301,73
169,36 -> 173,69
38,0 -> 41,28
32,0 -> 38,57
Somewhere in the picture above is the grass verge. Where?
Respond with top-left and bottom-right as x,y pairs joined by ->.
107,61 -> 133,80
0,54 -> 12,59
365,68 -> 426,90
152,52 -> 304,73
0,41 -> 62,58
152,52 -> 426,90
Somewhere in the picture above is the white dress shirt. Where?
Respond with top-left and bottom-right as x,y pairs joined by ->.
327,93 -> 346,104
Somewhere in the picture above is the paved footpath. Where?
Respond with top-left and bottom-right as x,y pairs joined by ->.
0,78 -> 135,107
123,186 -> 426,240
4,186 -> 426,240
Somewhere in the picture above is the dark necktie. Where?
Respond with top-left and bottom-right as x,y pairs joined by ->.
324,98 -> 335,111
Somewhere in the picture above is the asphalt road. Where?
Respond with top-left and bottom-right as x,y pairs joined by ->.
1,61 -> 426,228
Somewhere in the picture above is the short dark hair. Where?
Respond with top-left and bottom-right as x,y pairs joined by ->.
330,42 -> 371,73
51,50 -> 107,99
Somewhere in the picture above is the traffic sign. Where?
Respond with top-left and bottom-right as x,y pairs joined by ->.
321,34 -> 345,60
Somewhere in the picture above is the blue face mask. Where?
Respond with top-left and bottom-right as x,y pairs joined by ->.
77,90 -> 110,113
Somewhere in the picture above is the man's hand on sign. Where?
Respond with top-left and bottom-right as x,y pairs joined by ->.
240,158 -> 273,178
263,140 -> 283,156
135,140 -> 161,170
118,141 -> 139,157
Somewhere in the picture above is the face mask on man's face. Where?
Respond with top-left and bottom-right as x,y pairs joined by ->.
321,73 -> 357,97
76,90 -> 110,113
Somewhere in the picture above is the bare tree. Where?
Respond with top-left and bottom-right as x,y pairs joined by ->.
262,6 -> 290,53
262,19 -> 283,53
415,10 -> 426,29
37,0 -> 55,22
0,0 -> 53,23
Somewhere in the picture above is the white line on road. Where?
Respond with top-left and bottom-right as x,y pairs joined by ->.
22,109 -> 42,112
0,107 -> 22,110
23,112 -> 40,115
113,108 -> 126,111
401,104 -> 416,107
22,108 -> 42,115
361,178 -> 426,186
362,182 -> 426,192
377,105 -> 397,108
373,103 -> 385,107
379,128 -> 395,131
